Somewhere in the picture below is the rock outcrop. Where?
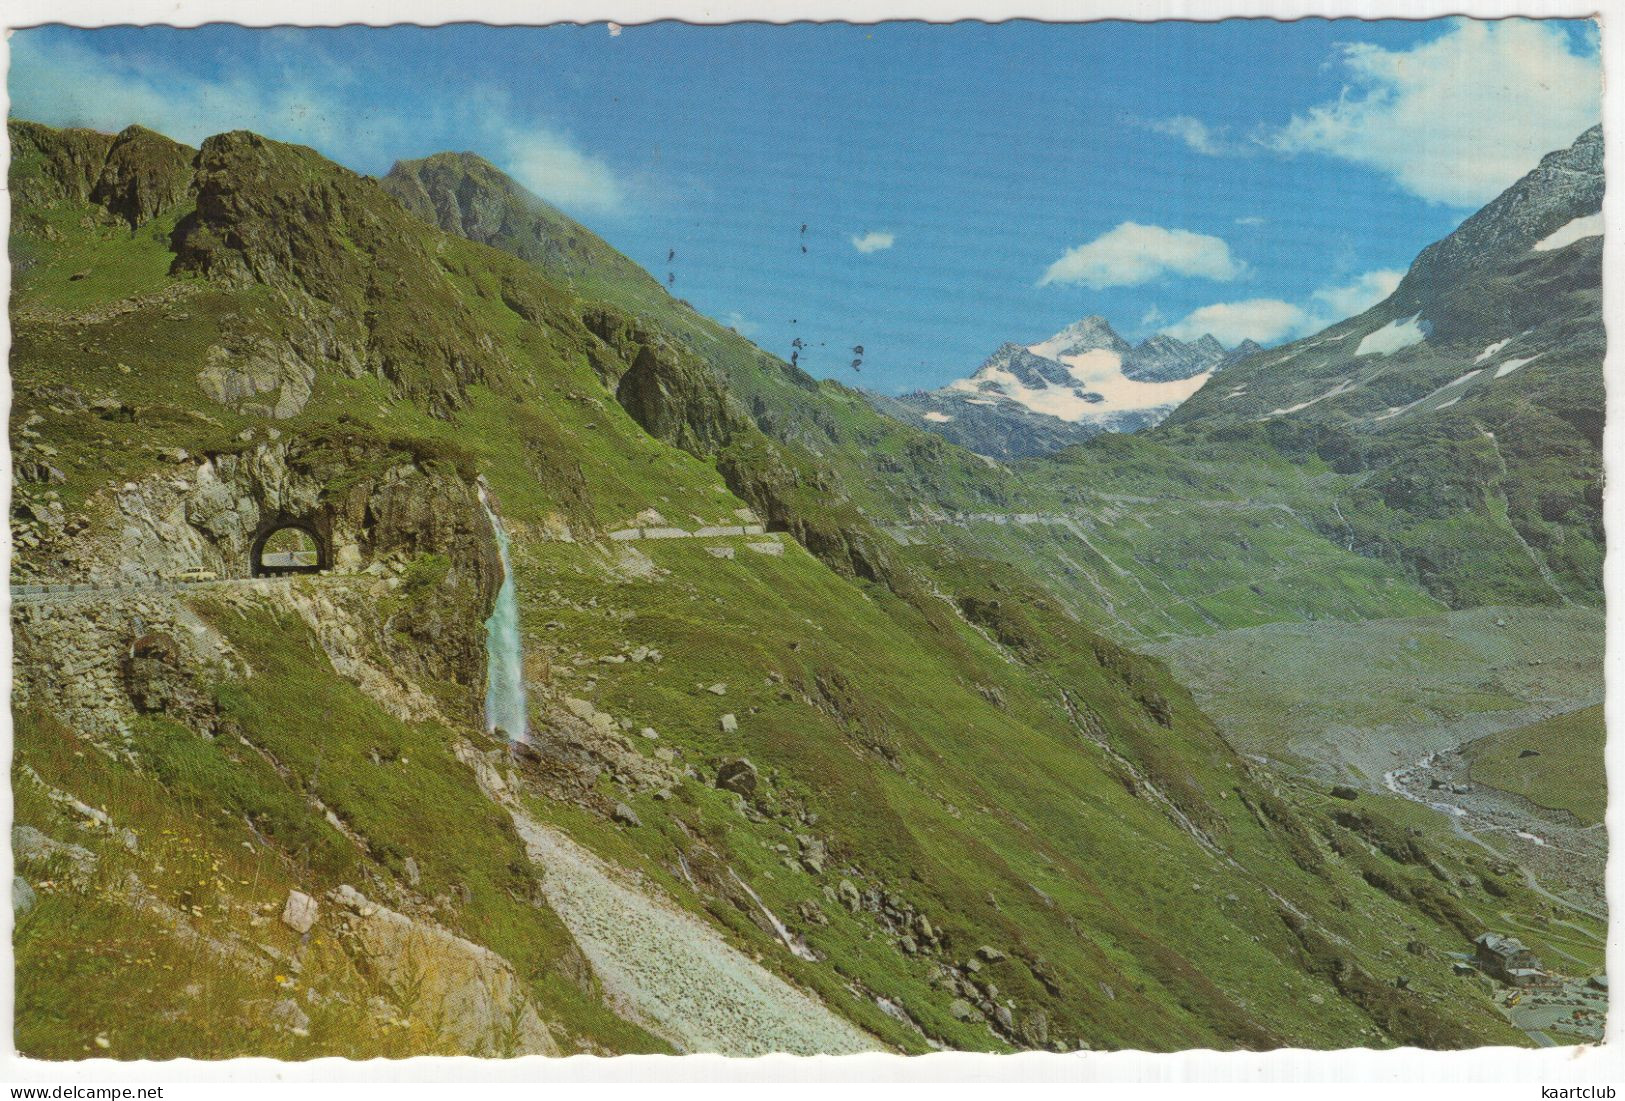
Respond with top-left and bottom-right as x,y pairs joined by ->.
325,884 -> 559,1056
10,121 -> 118,212
13,590 -> 242,745
382,151 -> 664,294
581,306 -> 752,457
89,125 -> 196,229
1401,124 -> 1603,296
8,121 -> 194,234
171,131 -> 506,416
117,434 -> 497,694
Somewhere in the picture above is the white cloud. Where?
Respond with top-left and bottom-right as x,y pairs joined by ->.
1161,267 -> 1407,347
1162,299 -> 1312,345
10,33 -> 361,155
1142,115 -> 1249,157
1234,215 -> 1267,227
724,312 -> 760,337
851,231 -> 896,254
1140,305 -> 1165,327
1039,222 -> 1246,289
1311,269 -> 1404,320
1266,19 -> 1600,207
500,131 -> 624,214
9,32 -> 632,217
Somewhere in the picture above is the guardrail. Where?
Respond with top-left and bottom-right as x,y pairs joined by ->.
608,523 -> 769,542
9,576 -> 309,598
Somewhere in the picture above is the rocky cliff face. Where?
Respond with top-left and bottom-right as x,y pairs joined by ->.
1400,124 -> 1603,298
381,152 -> 660,294
324,883 -> 560,1056
714,439 -> 898,585
90,125 -> 196,229
1124,333 -> 1226,382
9,120 -> 196,243
56,433 -> 502,702
581,306 -> 753,457
13,590 -> 244,750
172,132 -> 506,417
1028,315 -> 1133,359
11,121 -> 120,210
1215,338 -> 1264,371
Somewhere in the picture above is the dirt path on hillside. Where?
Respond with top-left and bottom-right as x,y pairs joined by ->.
456,744 -> 881,1056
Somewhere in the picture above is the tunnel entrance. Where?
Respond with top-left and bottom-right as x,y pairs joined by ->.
250,516 -> 330,577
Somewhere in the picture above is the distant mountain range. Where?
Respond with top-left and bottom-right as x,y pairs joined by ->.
871,318 -> 1261,460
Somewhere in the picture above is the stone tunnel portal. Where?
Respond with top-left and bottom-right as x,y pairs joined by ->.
250,516 -> 331,577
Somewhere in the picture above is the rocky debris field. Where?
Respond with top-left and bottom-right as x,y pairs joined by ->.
459,744 -> 878,1056
1384,749 -> 1605,917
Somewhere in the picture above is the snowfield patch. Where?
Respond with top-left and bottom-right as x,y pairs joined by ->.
1050,348 -> 1212,418
1266,378 -> 1355,417
1372,369 -> 1484,422
944,345 -> 1208,423
1533,212 -> 1603,252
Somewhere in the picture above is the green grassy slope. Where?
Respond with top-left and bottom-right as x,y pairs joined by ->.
498,531 -> 1553,1050
382,152 -> 1026,523
13,631 -> 664,1059
900,433 -> 1447,643
1465,706 -> 1605,826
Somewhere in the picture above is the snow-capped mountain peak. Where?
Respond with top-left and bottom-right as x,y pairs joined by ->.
1028,315 -> 1132,360
878,316 -> 1239,459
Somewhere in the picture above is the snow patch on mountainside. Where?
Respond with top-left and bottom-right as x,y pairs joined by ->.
1533,212 -> 1603,252
1266,379 -> 1356,417
939,322 -> 1220,425
1356,314 -> 1428,357
884,315 -> 1250,458
1052,349 -> 1212,417
1495,355 -> 1540,378
1475,338 -> 1512,364
946,363 -> 1099,421
1372,368 -> 1484,422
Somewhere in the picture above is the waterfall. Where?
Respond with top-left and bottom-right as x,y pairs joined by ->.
479,484 -> 527,741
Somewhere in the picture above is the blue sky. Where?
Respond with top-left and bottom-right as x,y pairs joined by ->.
9,19 -> 1601,393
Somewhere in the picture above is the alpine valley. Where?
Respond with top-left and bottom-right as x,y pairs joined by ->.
8,110 -> 1604,1061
